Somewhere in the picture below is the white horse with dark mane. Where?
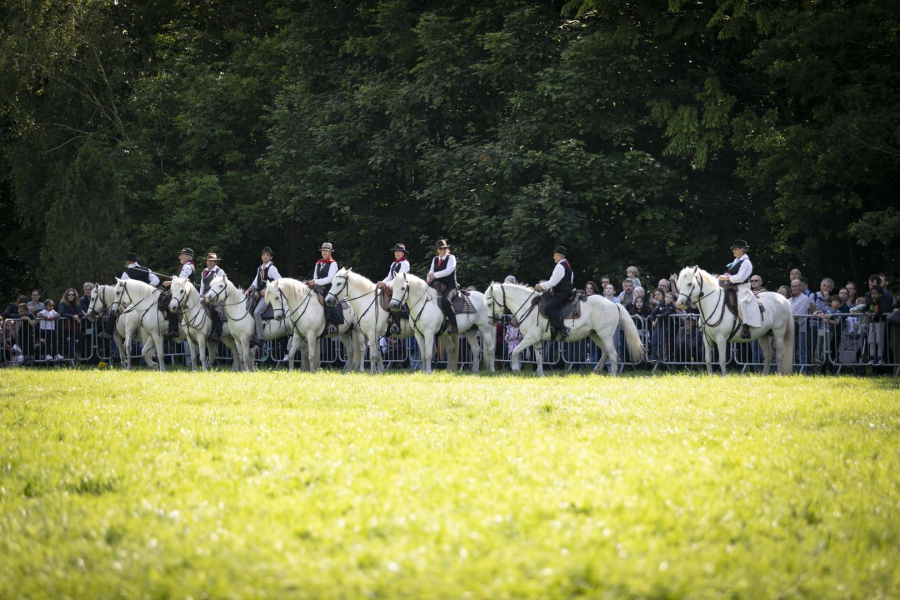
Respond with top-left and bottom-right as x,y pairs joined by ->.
325,268 -> 458,374
168,277 -> 240,371
264,278 -> 364,373
85,283 -> 154,369
111,278 -> 169,370
389,272 -> 497,373
203,274 -> 256,371
484,282 -> 644,375
674,266 -> 794,375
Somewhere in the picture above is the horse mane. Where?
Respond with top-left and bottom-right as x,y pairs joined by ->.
122,278 -> 157,297
275,278 -> 309,304
493,281 -> 536,293
345,269 -> 375,288
402,272 -> 437,301
694,267 -> 720,290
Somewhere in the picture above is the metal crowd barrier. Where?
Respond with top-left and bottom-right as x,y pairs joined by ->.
4,310 -> 898,375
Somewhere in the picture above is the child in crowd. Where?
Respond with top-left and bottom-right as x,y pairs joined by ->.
864,286 -> 891,365
814,295 -> 842,364
625,266 -> 642,290
36,299 -> 63,361
647,291 -> 676,362
3,318 -> 23,365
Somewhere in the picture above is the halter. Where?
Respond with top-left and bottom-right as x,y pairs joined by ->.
170,283 -> 209,332
272,285 -> 313,332
335,274 -> 379,322
677,272 -> 727,336
393,278 -> 431,334
207,281 -> 252,320
490,283 -> 538,326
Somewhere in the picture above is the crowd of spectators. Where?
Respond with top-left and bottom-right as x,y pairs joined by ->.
1,284 -> 93,365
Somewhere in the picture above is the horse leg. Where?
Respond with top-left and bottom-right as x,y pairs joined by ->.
481,325 -> 496,373
467,333 -> 481,374
703,334 -> 714,375
421,333 -> 434,375
340,332 -> 353,372
306,334 -> 318,373
772,325 -> 786,375
185,337 -> 198,372
197,335 -> 209,372
245,337 -> 256,372
760,334 -> 774,375
591,331 -> 614,375
717,337 -> 727,376
205,337 -> 217,370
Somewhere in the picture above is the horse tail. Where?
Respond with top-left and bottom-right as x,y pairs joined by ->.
780,307 -> 794,375
617,303 -> 645,362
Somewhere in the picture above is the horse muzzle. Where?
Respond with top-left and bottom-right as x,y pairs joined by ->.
325,295 -> 336,307
389,299 -> 401,310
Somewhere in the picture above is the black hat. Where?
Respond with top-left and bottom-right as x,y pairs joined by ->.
261,246 -> 274,256
390,243 -> 408,256
178,248 -> 195,258
125,252 -> 138,262
730,240 -> 749,250
553,246 -> 568,256
435,239 -> 450,250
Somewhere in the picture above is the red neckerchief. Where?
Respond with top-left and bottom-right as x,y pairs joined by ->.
316,258 -> 335,265
560,259 -> 571,269
393,258 -> 408,264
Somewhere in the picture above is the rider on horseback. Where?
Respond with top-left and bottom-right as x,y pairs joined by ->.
426,239 -> 458,334
198,252 -> 225,341
717,239 -> 762,339
376,243 -> 411,335
535,246 -> 574,341
101,252 -> 160,339
163,248 -> 196,339
246,246 -> 282,346
306,242 -> 344,336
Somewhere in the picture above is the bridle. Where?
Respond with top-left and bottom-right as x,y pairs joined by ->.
170,283 -> 208,332
271,285 -> 313,332
677,271 -> 727,332
393,278 -> 431,334
489,283 -> 538,326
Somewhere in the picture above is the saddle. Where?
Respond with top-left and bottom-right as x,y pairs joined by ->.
535,289 -> 583,321
723,284 -> 765,318
158,291 -> 172,313
313,285 -> 328,307
448,287 -> 477,315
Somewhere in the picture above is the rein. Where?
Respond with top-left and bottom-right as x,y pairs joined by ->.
274,286 -> 313,332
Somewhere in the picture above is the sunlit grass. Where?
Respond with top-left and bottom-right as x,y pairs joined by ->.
1,370 -> 898,599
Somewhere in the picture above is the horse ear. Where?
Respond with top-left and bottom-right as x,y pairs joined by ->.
347,267 -> 353,273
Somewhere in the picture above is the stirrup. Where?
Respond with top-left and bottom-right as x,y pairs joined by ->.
741,324 -> 752,339
163,330 -> 179,340
555,327 -> 570,341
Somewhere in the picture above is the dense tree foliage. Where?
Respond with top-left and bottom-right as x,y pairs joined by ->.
2,0 -> 897,299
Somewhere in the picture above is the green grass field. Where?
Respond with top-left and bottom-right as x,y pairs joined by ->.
1,370 -> 898,599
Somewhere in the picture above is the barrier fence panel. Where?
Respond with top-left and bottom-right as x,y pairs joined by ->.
651,313 -> 708,370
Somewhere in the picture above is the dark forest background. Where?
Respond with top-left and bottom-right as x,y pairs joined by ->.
2,0 -> 898,299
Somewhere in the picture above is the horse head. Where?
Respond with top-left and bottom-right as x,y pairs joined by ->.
168,277 -> 191,313
85,284 -> 105,320
265,280 -> 286,321
389,272 -> 409,310
205,275 -> 228,305
110,277 -> 129,315
326,267 -> 351,307
675,266 -> 701,310
484,283 -> 504,323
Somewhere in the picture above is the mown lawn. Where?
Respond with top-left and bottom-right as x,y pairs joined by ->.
0,370 -> 898,599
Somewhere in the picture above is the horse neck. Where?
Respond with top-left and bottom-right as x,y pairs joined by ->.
694,276 -> 723,316
282,280 -> 309,307
180,284 -> 201,314
348,273 -> 375,297
125,281 -> 155,306
100,286 -> 116,307
501,284 -> 534,310
222,281 -> 249,317
406,275 -> 432,305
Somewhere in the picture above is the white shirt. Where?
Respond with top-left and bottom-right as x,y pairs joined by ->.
199,266 -> 225,296
790,294 -> 810,316
723,256 -> 753,285
313,261 -> 338,286
177,262 -> 195,279
382,260 -> 410,284
120,263 -> 161,287
428,253 -> 456,278
542,261 -> 573,290
37,309 -> 59,330
251,261 -> 282,290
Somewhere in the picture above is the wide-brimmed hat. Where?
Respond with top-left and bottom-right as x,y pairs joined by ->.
204,253 -> 220,261
730,239 -> 749,250
178,248 -> 195,258
390,243 -> 408,256
125,252 -> 138,262
261,246 -> 274,256
320,242 -> 334,252
435,239 -> 450,250
553,245 -> 568,256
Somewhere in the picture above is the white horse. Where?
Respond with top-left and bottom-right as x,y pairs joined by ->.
203,275 -> 256,372
484,282 -> 644,375
85,283 -> 154,369
264,278 -> 364,373
111,278 -> 168,370
389,272 -> 496,374
674,266 -> 794,376
325,268 -> 458,374
168,277 -> 241,371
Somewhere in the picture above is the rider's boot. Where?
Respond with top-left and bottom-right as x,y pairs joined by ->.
741,324 -> 752,339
